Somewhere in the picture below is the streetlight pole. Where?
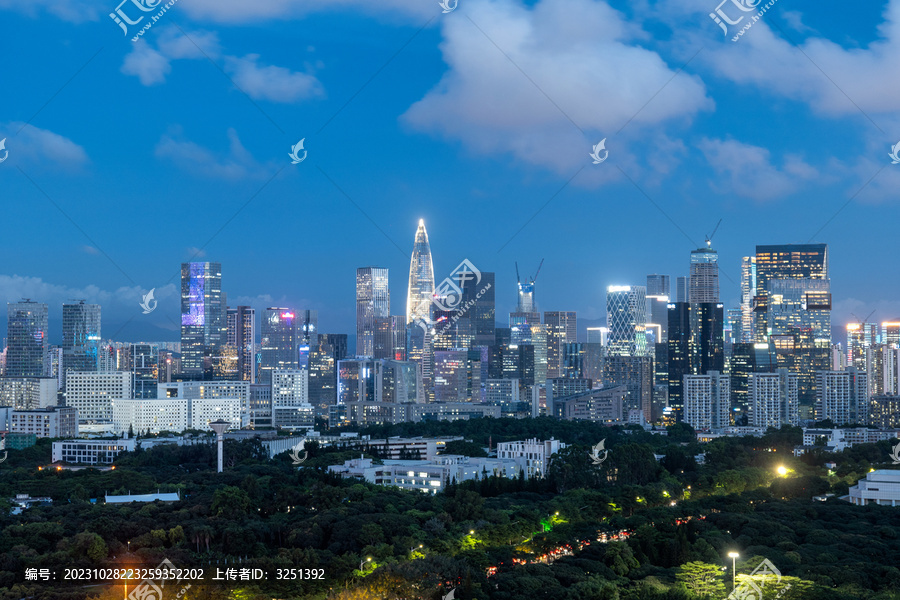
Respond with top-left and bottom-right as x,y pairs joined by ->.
728,552 -> 739,591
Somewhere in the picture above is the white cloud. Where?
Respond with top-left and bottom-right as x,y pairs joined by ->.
698,137 -> 818,201
155,126 -> 268,180
178,0 -> 432,23
120,28 -> 322,103
225,54 -> 324,103
0,0 -> 100,22
401,0 -> 712,174
691,0 -> 900,119
121,43 -> 171,85
0,275 -> 176,314
0,122 -> 89,169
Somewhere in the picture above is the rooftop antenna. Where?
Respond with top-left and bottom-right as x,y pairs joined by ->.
515,262 -> 521,284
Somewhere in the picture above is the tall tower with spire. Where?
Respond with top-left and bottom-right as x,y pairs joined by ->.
406,219 -> 435,324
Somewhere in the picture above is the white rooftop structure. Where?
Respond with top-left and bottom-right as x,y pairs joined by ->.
105,492 -> 180,504
846,470 -> 900,507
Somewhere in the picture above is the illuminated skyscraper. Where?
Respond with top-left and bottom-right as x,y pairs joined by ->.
646,274 -> 670,297
131,343 -> 158,399
226,306 -> 256,383
357,267 -> 390,357
406,220 -> 435,326
689,246 -> 719,303
606,286 -> 647,357
882,321 -> 900,346
544,311 -> 576,379
753,244 -> 828,340
62,301 -> 101,376
753,244 -> 830,405
675,276 -> 690,303
740,257 -> 756,343
259,308 -> 298,385
180,262 -> 226,373
7,300 -> 48,378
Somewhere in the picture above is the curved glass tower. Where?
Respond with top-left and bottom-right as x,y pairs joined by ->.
406,219 -> 435,324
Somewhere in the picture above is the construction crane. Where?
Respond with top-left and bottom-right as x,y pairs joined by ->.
705,219 -> 722,249
515,259 -> 544,284
532,259 -> 544,283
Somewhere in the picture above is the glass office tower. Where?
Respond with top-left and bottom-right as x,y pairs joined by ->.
7,300 -> 49,377
62,301 -> 101,375
180,262 -> 226,373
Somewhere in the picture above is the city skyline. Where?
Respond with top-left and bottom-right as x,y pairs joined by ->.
2,0 -> 900,343
0,233 -> 896,347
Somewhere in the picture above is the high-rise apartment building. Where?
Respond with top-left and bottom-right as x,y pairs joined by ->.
815,368 -> 867,425
357,267 -> 390,357
7,300 -> 49,377
683,371 -> 730,430
180,262 -> 226,373
226,306 -> 256,383
750,369 -> 799,427
61,301 -> 101,377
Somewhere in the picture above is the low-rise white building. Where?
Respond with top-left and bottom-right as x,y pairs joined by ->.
66,371 -> 131,422
10,406 -> 78,438
0,377 -> 57,410
495,437 -> 566,478
112,398 -> 189,435
52,437 -> 136,465
847,470 -> 900,506
328,454 -> 524,494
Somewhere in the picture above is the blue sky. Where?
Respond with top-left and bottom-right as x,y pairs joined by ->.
1,0 -> 899,343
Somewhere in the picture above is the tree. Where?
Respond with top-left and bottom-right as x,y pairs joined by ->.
211,485 -> 251,518
676,561 -> 726,598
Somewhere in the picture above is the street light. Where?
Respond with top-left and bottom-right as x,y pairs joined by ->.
359,557 -> 371,571
410,544 -> 423,555
728,552 -> 739,591
469,530 -> 475,535
777,466 -> 788,476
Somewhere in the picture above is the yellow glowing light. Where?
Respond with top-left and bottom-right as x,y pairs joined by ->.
777,466 -> 787,476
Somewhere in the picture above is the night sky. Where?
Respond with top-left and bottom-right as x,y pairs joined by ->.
1,0 -> 898,344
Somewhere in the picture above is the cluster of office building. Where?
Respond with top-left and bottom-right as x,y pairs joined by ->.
1,223 -> 899,441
